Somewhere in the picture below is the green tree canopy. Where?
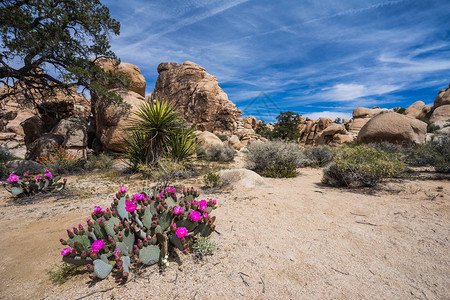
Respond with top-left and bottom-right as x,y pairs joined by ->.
0,0 -> 120,103
273,111 -> 303,141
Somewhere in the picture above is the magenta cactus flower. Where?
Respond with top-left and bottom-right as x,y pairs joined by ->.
125,201 -> 137,212
35,175 -> 41,180
165,187 -> 176,194
61,248 -> 72,256
93,206 -> 103,214
44,172 -> 52,178
189,211 -> 201,222
173,206 -> 184,215
1,181 -> 5,185
119,186 -> 127,193
7,174 -> 19,183
203,213 -> 209,219
91,239 -> 106,254
176,227 -> 188,238
133,193 -> 145,201
199,200 -> 208,212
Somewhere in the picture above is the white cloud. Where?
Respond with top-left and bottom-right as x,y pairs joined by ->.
304,111 -> 352,121
318,83 -> 401,102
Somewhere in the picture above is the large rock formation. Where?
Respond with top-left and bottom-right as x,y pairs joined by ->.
357,112 -> 427,145
404,101 -> 431,119
349,107 -> 388,133
150,61 -> 242,133
297,117 -> 353,146
95,89 -> 145,152
91,58 -> 146,97
430,105 -> 450,126
433,84 -> 450,109
0,85 -> 89,159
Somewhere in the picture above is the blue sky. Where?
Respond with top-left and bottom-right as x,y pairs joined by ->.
103,0 -> 450,122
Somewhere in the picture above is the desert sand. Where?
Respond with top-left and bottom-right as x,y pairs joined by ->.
0,163 -> 449,299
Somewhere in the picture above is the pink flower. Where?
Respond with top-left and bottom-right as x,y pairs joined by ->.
199,200 -> 208,212
93,206 -> 103,214
209,199 -> 217,205
1,181 -> 5,185
165,187 -> 176,194
173,206 -> 184,215
45,169 -> 49,172
189,211 -> 202,222
44,172 -> 52,178
7,174 -> 19,183
35,175 -> 41,180
61,248 -> 72,256
176,227 -> 188,238
91,239 -> 105,254
203,213 -> 209,219
119,186 -> 127,193
132,193 -> 145,201
125,201 -> 137,212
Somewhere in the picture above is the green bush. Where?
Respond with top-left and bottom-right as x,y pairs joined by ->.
322,145 -> 406,187
124,99 -> 198,168
85,153 -> 114,170
138,159 -> 190,187
305,145 -> 334,167
367,141 -> 406,154
0,146 -> 13,180
203,171 -> 223,188
216,134 -> 228,142
255,121 -> 274,140
246,140 -> 309,178
197,145 -> 235,162
408,134 -> 450,173
36,145 -> 83,174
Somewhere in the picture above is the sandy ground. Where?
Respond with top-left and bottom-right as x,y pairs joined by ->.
0,164 -> 449,300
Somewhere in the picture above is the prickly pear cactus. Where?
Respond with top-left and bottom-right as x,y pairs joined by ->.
58,186 -> 218,281
2,171 -> 66,197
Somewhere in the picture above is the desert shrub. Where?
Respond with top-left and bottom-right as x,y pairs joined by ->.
124,100 -> 198,168
393,107 -> 406,114
418,117 -> 441,133
36,145 -> 82,174
0,146 -> 13,180
193,236 -> 217,260
58,186 -> 218,281
255,121 -> 274,140
305,145 -> 334,167
198,145 -> 235,162
48,263 -> 80,284
85,153 -> 114,170
2,171 -> 66,197
246,140 -> 309,178
408,134 -> 450,172
322,145 -> 406,187
367,141 -> 406,154
138,159 -> 190,187
203,171 -> 223,188
216,134 -> 228,142
343,122 -> 350,131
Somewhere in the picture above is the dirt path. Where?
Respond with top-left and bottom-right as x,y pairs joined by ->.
0,168 -> 449,299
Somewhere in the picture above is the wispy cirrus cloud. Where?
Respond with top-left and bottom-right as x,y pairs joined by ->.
104,0 -> 450,117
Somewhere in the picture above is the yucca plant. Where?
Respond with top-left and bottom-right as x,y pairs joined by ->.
124,99 -> 198,168
168,126 -> 200,162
